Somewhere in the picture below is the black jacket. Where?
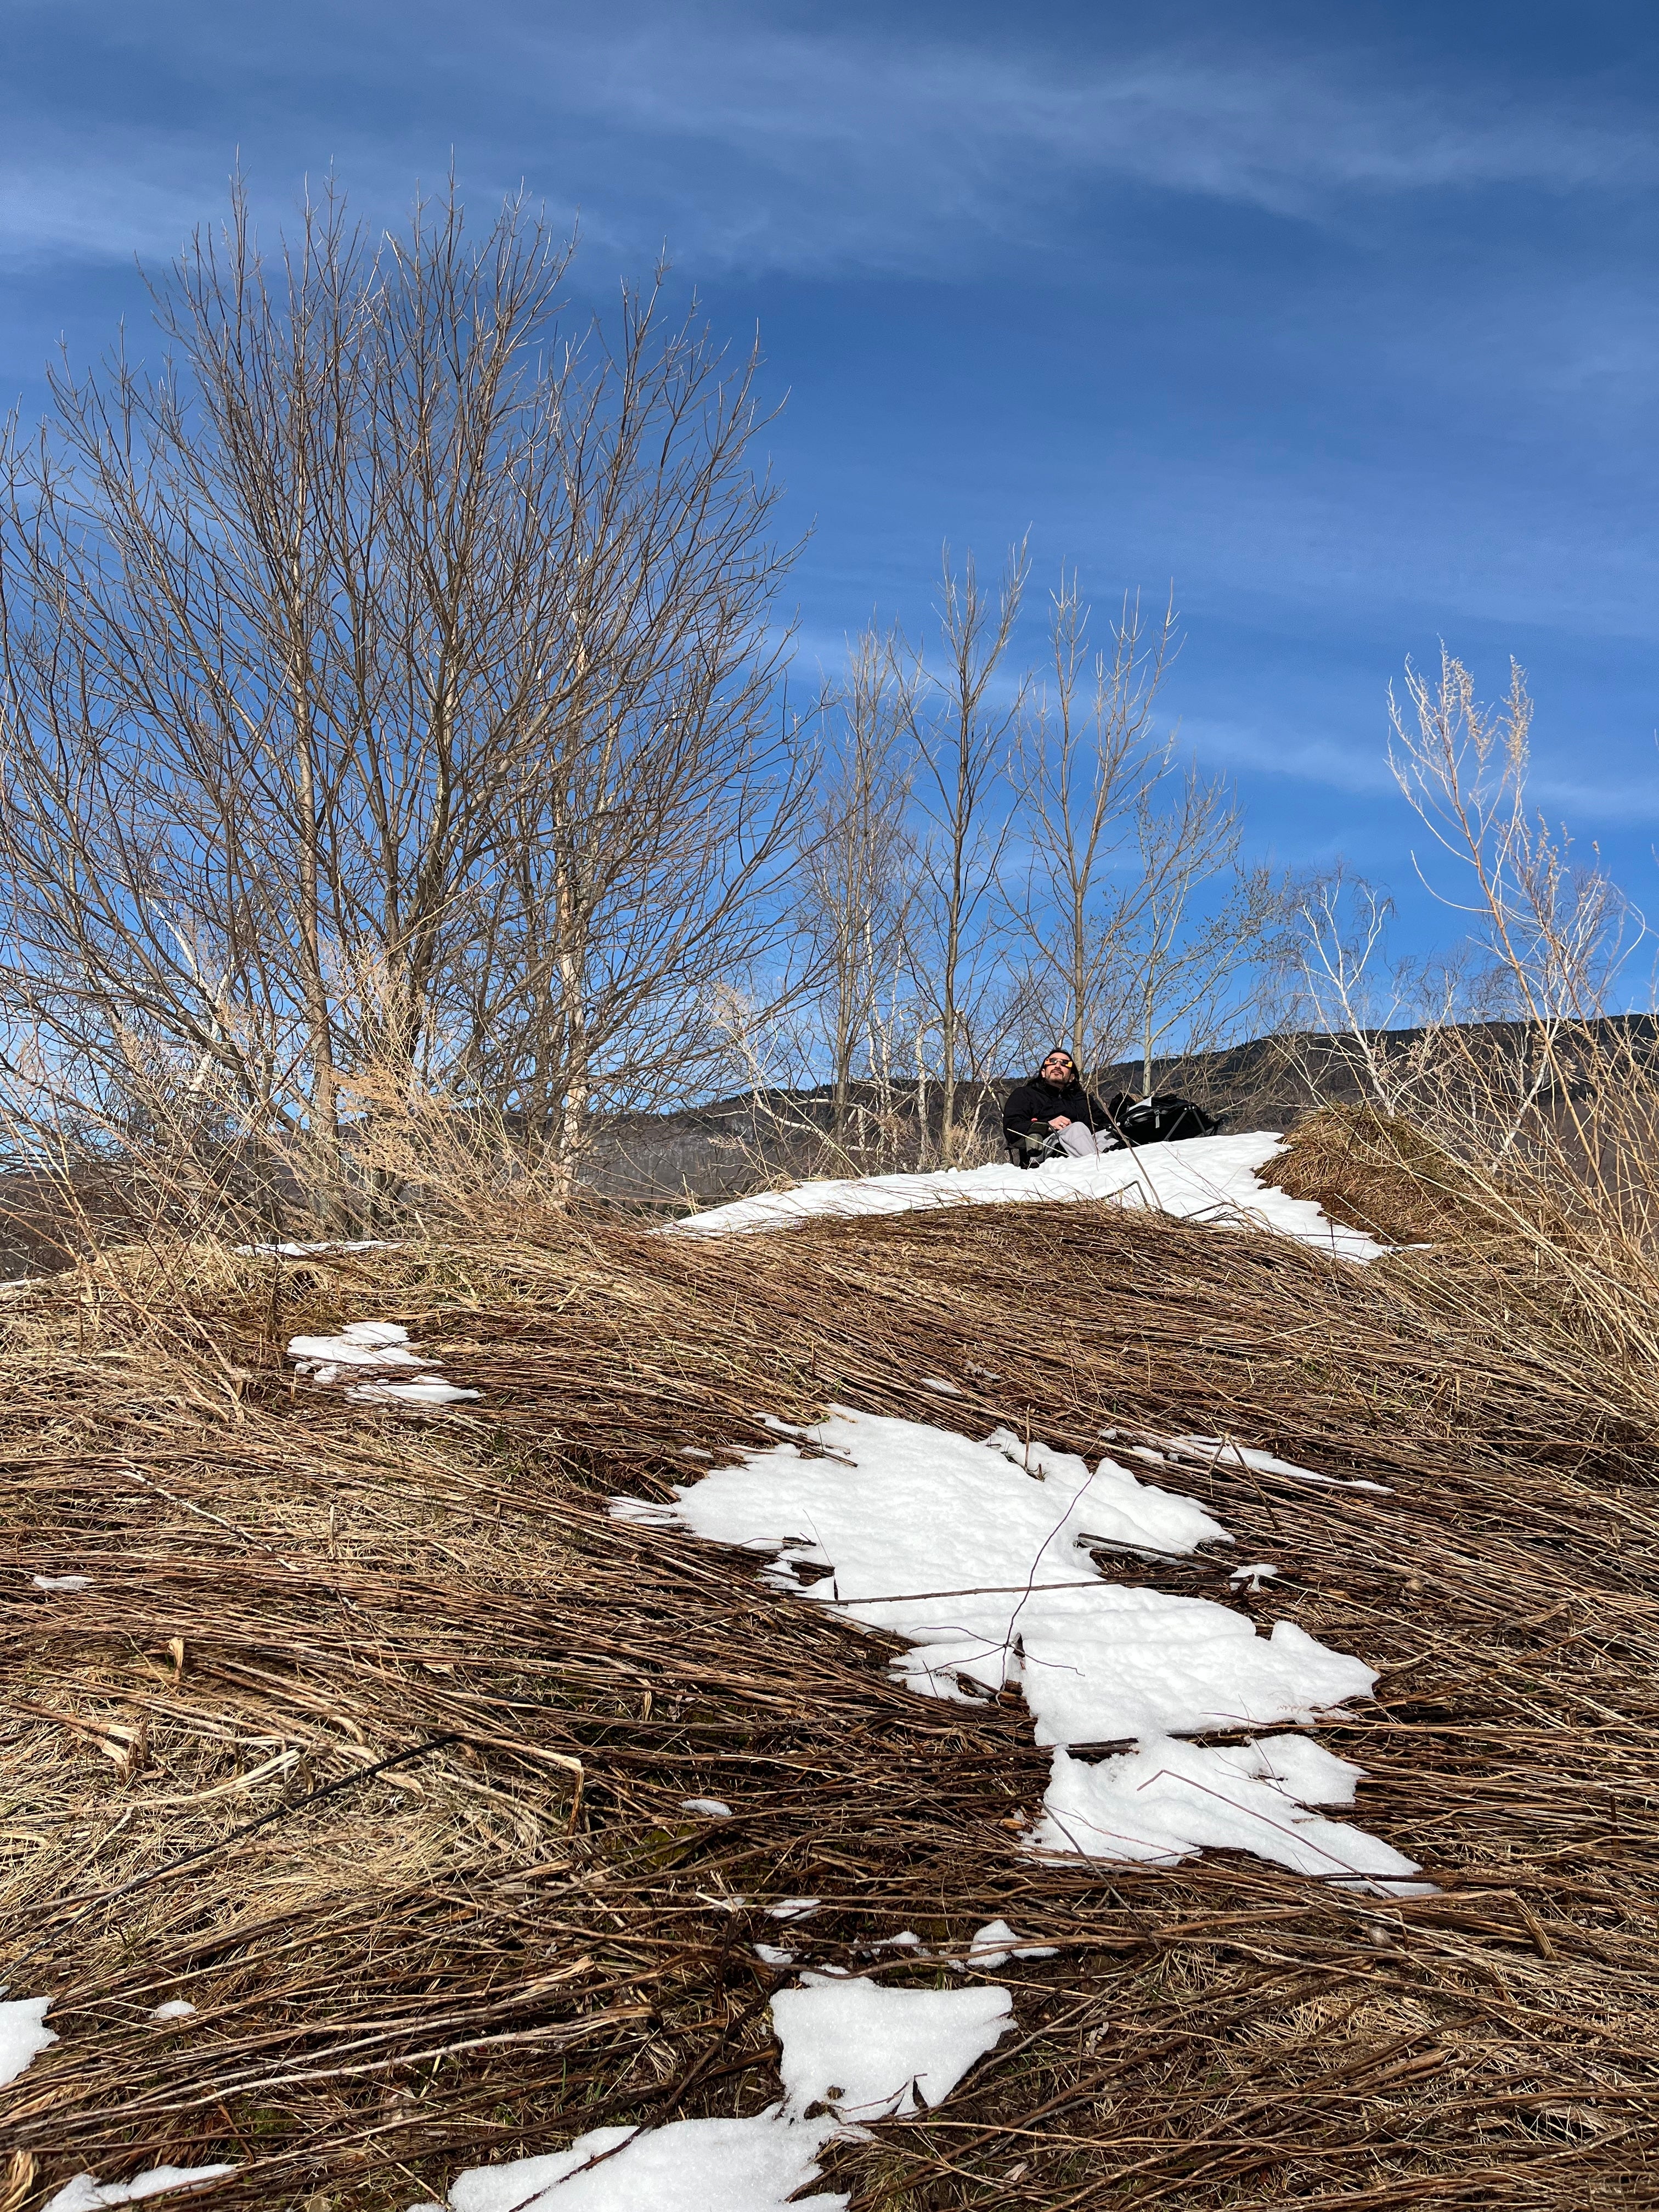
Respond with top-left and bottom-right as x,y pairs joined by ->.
1003,1070 -> 1128,1141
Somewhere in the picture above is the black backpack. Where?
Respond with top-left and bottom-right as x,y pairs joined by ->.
1114,1094 -> 1220,1146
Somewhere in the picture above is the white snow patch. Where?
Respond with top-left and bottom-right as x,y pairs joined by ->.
918,1376 -> 961,1395
239,1238 -> 403,1257
1169,1436 -> 1393,1494
1228,1563 -> 1278,1591
288,1320 -> 481,1412
960,1919 -> 1057,1967
615,1410 -> 1367,1746
679,1797 -> 732,1819
31,1574 -> 91,1592
772,1973 -> 1014,2120
753,1943 -> 798,1967
614,1407 -> 1418,1884
663,1132 -> 1385,1261
767,1897 -> 822,1922
1036,1735 -> 1426,1891
407,2112 -> 845,2210
680,1446 -> 713,1459
0,1993 -> 55,2085
148,2000 -> 197,2022
345,1376 -> 481,1406
43,2166 -> 238,2210
288,1321 -> 427,1376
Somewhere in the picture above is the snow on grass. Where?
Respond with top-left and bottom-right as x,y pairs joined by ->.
679,1797 -> 732,1818
773,1974 -> 1014,2120
665,1132 -> 1385,1260
287,1321 -> 428,1379
287,1321 -> 480,1412
0,1992 -> 55,2085
407,2113 -> 847,2212
407,1970 -> 1023,2208
1167,1435 -> 1393,1494
345,1375 -> 481,1407
960,1920 -> 1057,1967
614,1408 -> 1420,1887
44,2167 -> 238,2211
1038,1734 -> 1424,1891
30,1573 -> 91,1592
148,2001 -> 196,2023
238,1238 -> 403,1257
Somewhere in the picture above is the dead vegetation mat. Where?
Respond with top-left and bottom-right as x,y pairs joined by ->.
2,1192 -> 1658,2209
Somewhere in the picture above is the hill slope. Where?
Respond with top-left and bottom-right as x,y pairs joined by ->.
2,1130 -> 1656,2209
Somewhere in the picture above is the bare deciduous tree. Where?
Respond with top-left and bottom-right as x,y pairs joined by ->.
1389,651 -> 1632,1029
1125,768 -> 1279,1094
0,180 -> 806,1222
1011,578 -> 1177,1074
800,625 -> 916,1148
903,544 -> 1028,1163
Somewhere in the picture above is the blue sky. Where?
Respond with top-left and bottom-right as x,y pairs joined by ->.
4,0 -> 1658,958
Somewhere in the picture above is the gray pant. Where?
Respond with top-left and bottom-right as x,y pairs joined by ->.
1054,1122 -> 1115,1158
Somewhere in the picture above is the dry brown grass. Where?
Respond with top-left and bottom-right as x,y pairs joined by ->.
1261,1107 -> 1492,1251
3,1186 -> 1658,2208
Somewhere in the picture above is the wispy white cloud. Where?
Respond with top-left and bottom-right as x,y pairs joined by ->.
0,146 -> 210,270
1,6 -> 1650,279
1177,713 -> 1396,796
1527,769 -> 1659,826
498,11 -> 1659,273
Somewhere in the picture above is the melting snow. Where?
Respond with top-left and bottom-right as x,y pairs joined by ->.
287,1321 -> 480,1412
148,2000 -> 197,2023
960,1920 -> 1057,1967
1169,1435 -> 1393,1495
679,1797 -> 732,1819
614,1408 -> 1419,1887
287,1321 -> 427,1378
346,1375 -> 481,1406
0,1993 -> 55,2085
30,1574 -> 91,1592
1036,1734 -> 1422,1888
664,1132 -> 1384,1260
408,1970 -> 1023,2209
773,1974 -> 1014,2120
407,2113 -> 845,2212
238,1238 -> 403,1257
43,2169 -> 239,2210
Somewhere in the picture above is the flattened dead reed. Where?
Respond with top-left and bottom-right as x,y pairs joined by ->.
3,1148 -> 1658,2207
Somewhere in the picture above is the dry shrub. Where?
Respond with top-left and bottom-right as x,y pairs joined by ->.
1262,1104 -> 1499,1250
3,1194 -> 1659,2208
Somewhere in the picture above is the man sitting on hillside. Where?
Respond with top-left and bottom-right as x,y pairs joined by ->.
1003,1049 -> 1128,1161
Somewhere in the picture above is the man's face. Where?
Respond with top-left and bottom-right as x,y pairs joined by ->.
1041,1053 -> 1074,1082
